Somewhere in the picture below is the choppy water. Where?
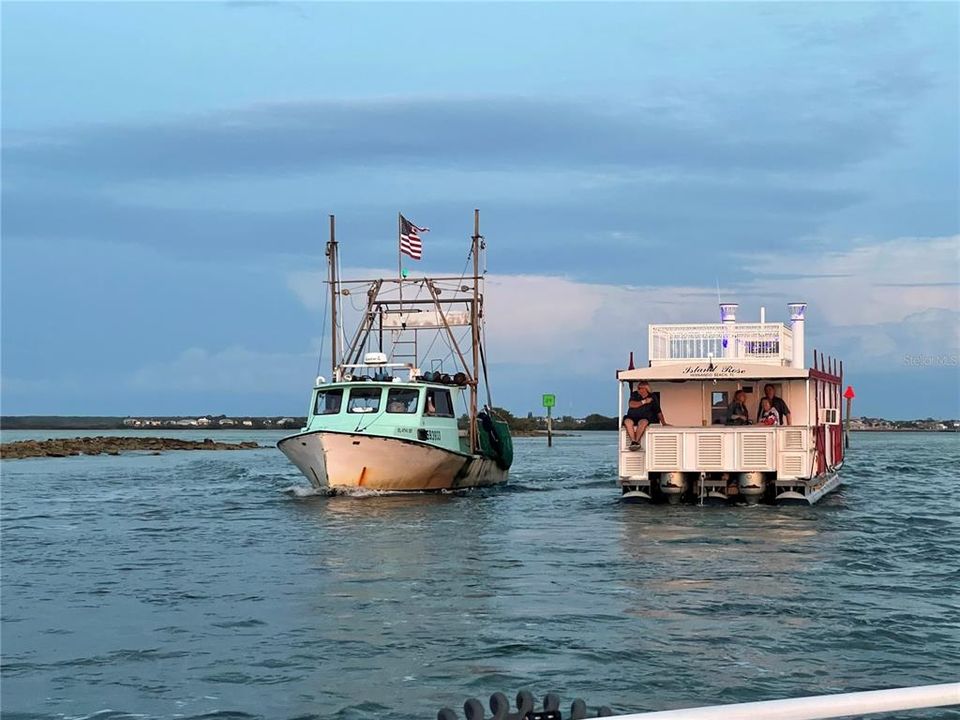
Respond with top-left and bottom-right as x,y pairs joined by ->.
1,430 -> 958,719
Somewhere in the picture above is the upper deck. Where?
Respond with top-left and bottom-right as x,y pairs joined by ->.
645,302 -> 807,369
648,322 -> 794,366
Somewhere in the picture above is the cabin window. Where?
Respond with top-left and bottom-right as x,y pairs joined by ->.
314,388 -> 343,415
386,388 -> 420,414
425,388 -> 454,417
711,391 -> 729,425
347,387 -> 382,413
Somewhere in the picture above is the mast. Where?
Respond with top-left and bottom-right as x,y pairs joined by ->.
397,212 -> 403,311
470,209 -> 481,454
328,214 -> 339,379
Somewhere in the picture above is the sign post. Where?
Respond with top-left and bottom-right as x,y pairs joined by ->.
542,394 -> 556,447
843,386 -> 855,448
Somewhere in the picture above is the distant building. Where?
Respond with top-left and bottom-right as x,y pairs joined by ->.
241,420 -> 254,427
219,418 -> 236,426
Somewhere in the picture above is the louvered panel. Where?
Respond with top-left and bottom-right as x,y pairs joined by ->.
697,433 -> 723,469
650,434 -> 681,469
741,433 -> 772,469
780,454 -> 804,478
781,428 -> 805,451
622,453 -> 646,477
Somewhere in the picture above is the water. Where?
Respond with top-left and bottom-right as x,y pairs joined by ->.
2,431 -> 958,719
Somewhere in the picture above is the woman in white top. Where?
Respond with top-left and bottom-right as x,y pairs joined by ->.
759,397 -> 780,426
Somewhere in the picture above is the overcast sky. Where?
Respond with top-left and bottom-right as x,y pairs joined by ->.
2,2 -> 958,419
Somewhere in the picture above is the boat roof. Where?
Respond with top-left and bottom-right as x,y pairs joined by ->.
618,362 -> 812,382
315,379 -> 467,390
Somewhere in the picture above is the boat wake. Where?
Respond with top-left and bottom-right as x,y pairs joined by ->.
280,485 -> 433,499
280,485 -> 324,498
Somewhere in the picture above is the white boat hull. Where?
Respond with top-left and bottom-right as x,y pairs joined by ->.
777,466 -> 842,505
278,430 -> 508,491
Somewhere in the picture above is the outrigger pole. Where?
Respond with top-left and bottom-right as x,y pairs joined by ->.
327,214 -> 339,379
470,209 -> 481,454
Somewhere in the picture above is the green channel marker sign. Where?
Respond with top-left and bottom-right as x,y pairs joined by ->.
542,394 -> 556,408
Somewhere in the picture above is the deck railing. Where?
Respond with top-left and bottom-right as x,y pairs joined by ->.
648,323 -> 793,365
603,682 -> 960,719
437,683 -> 960,720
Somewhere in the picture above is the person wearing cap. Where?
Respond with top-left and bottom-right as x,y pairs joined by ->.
623,381 -> 666,450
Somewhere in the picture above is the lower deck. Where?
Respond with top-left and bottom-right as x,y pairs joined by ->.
618,424 -> 844,505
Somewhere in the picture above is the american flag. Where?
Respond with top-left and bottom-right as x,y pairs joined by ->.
399,214 -> 429,260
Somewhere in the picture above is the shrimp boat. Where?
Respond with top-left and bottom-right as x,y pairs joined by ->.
278,210 -> 512,492
618,303 -> 845,505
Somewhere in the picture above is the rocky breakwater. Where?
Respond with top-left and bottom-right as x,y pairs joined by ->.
1,436 -> 260,459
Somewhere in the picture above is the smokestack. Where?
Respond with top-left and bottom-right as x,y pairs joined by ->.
788,303 -> 807,368
720,303 -> 738,359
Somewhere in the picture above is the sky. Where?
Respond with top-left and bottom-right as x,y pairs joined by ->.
2,1 -> 958,420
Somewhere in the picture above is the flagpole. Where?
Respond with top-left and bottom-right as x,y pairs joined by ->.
397,212 -> 403,310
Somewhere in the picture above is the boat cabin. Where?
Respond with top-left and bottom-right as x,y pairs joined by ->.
304,356 -> 472,455
617,303 -> 845,505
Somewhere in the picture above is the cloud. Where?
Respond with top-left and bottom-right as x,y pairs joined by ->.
3,94 -> 901,183
285,234 -> 959,377
127,345 -> 318,393
0,173 -> 866,282
739,235 -> 960,326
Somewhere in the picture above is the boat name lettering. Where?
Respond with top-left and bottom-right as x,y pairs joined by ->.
682,364 -> 746,376
396,427 -> 414,435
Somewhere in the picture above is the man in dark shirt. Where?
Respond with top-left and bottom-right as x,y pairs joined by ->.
757,384 -> 791,425
623,381 -> 666,449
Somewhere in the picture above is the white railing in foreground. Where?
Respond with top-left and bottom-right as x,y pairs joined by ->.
607,682 -> 960,720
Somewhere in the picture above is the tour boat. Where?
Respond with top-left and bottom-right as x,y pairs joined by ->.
617,303 -> 845,505
278,210 -> 512,492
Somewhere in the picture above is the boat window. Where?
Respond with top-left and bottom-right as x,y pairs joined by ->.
711,391 -> 729,425
314,388 -> 343,415
425,388 -> 455,417
347,387 -> 382,413
386,388 -> 419,414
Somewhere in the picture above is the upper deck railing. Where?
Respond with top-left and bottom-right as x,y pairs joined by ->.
648,322 -> 793,366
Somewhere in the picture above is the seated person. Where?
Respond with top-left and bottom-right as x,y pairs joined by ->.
424,392 -> 437,415
622,381 -> 666,450
725,390 -> 751,425
759,397 -> 780,425
757,383 -> 791,425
